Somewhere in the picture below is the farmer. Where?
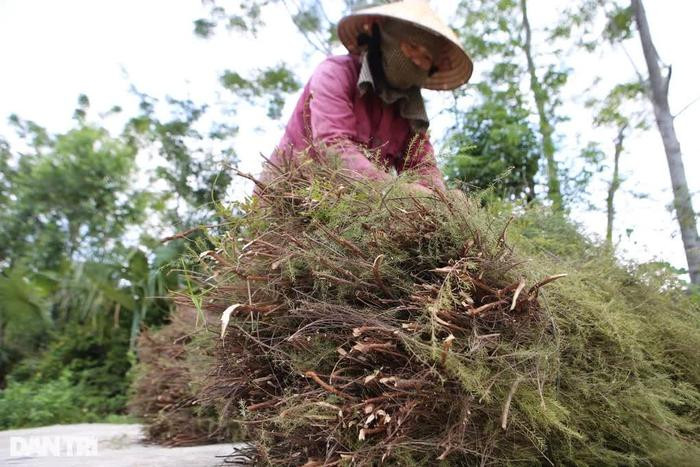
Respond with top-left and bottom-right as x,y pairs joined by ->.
259,0 -> 473,193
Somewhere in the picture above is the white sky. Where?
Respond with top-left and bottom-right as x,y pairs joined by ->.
0,0 -> 698,276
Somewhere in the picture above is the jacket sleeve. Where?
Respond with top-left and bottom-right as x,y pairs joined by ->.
307,58 -> 392,182
397,131 -> 446,190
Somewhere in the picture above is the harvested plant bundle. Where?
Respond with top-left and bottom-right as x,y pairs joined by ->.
129,303 -> 238,446
193,162 -> 699,465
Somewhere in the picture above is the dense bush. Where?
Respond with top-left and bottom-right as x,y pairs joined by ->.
0,326 -> 133,428
0,370 -> 97,429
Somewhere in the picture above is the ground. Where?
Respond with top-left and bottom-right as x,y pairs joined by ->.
0,424 -> 242,466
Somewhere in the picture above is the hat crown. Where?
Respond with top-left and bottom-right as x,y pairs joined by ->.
353,0 -> 461,46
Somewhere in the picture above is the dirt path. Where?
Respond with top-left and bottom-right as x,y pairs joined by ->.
0,423 -> 245,466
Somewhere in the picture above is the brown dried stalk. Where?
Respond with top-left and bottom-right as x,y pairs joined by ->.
372,254 -> 391,296
468,300 -> 508,317
247,399 -> 280,411
304,371 -> 356,401
529,274 -> 568,293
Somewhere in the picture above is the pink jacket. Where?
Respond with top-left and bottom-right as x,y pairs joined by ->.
262,54 -> 445,190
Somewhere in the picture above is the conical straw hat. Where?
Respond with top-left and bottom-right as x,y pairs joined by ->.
337,0 -> 473,90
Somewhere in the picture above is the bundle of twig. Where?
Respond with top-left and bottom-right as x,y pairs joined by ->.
193,162 -> 557,464
190,159 -> 698,465
129,302 -> 239,447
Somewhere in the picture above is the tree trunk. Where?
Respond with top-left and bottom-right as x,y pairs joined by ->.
606,125 -> 627,249
632,0 -> 700,285
520,0 -> 563,212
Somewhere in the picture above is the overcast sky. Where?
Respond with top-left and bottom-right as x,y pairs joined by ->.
1,0 -> 698,276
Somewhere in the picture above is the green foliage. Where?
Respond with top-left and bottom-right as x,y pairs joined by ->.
125,93 -> 235,226
193,18 -> 216,38
444,85 -> 539,201
0,371 -> 97,429
568,141 -> 606,200
194,1 -> 266,37
0,4 -> 251,428
10,327 -> 132,415
196,0 -> 377,123
588,81 -> 649,129
0,326 -> 132,429
73,94 -> 90,121
0,99 -> 200,385
194,0 -> 360,51
293,6 -> 322,33
582,80 -> 650,241
0,245 -> 180,363
1,117 -> 144,270
551,0 -> 600,50
7,114 -> 51,149
0,267 -> 52,372
0,138 -> 10,200
220,64 -> 301,119
603,5 -> 635,42
454,0 -> 570,210
554,1 -> 635,56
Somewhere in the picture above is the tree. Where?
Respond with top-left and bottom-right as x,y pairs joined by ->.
519,0 -> 564,210
219,65 -> 301,120
630,0 -> 700,285
194,0 -> 388,49
0,97 -> 199,381
0,267 -> 51,380
124,92 -> 237,231
444,83 -> 539,201
561,0 -> 699,283
456,0 -> 569,210
193,1 -> 396,124
193,0 -> 332,121
586,81 -> 649,247
1,113 -> 147,270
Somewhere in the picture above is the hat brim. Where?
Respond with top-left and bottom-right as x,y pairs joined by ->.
338,14 -> 473,91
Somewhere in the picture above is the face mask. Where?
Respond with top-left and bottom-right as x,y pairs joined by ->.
379,20 -> 444,90
380,28 -> 429,90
